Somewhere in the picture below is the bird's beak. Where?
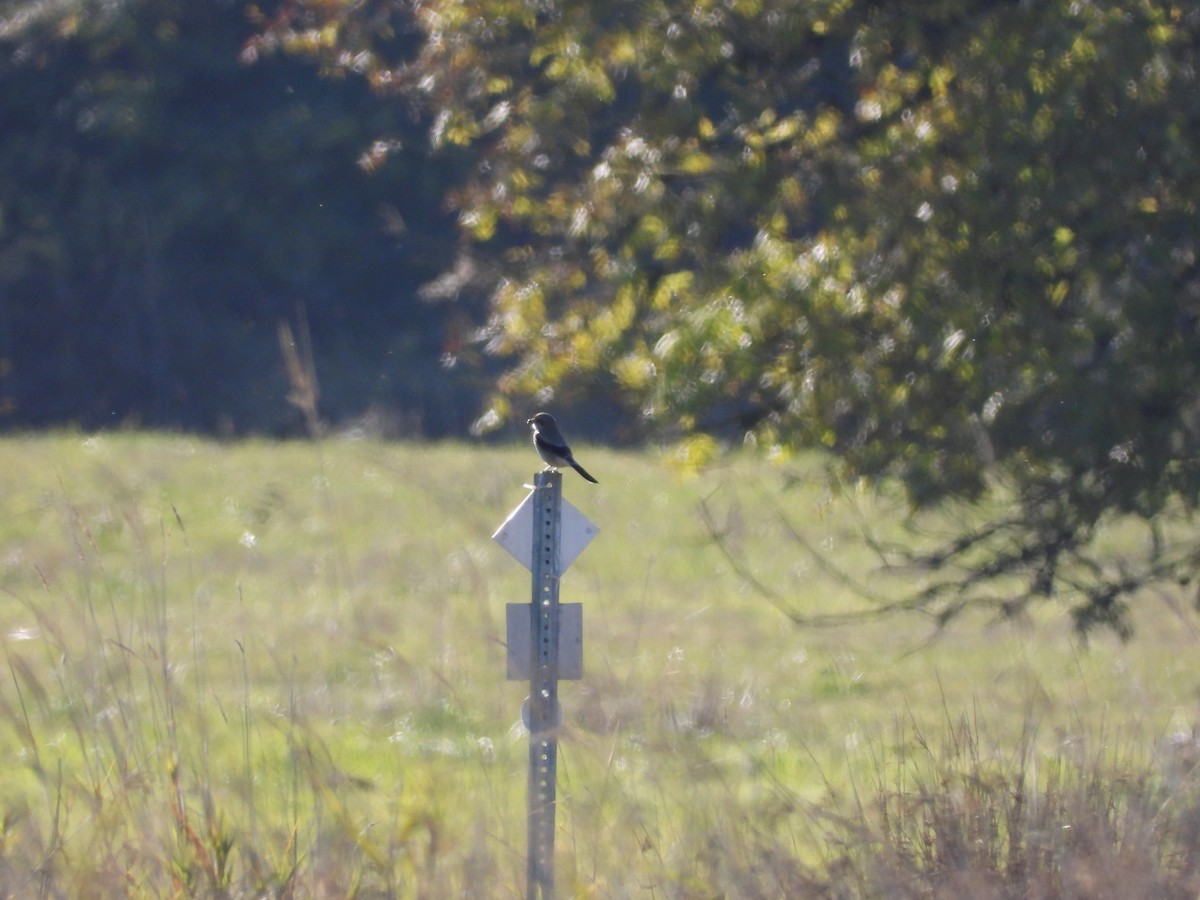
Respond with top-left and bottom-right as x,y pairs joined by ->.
526,417 -> 534,425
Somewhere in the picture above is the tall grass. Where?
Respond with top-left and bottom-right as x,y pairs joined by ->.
0,433 -> 1197,896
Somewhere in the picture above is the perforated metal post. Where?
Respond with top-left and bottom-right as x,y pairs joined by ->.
527,470 -> 562,900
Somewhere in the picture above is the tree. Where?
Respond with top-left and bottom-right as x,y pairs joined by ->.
0,0 -> 473,435
273,0 -> 1200,631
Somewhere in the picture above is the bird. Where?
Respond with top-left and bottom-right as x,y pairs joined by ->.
527,412 -> 598,483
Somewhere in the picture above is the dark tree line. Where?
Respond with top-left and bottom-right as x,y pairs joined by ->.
0,0 -> 477,436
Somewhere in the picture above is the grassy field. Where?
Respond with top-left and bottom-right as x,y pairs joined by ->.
0,432 -> 1198,897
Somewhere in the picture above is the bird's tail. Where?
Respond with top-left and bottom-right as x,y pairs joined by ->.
571,460 -> 599,484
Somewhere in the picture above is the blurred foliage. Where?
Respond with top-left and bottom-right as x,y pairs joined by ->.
0,0 -> 475,435
261,0 -> 1200,629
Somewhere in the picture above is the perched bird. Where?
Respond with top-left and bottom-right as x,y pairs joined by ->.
527,412 -> 598,483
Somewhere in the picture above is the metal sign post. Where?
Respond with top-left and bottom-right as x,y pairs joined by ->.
526,470 -> 562,899
493,471 -> 597,900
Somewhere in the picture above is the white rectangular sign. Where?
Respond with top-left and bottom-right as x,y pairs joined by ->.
505,603 -> 583,680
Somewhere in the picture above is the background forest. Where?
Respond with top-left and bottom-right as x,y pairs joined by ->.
0,0 -> 473,437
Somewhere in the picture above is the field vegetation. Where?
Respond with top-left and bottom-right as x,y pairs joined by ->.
1,433 -> 1198,897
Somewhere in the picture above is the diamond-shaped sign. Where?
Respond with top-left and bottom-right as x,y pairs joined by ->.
492,489 -> 599,574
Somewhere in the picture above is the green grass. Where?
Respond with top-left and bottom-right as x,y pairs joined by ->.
0,432 -> 1198,896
